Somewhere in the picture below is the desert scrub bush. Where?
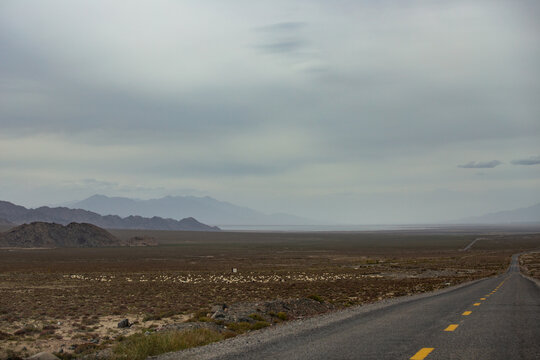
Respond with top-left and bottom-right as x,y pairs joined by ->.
276,311 -> 288,321
251,321 -> 270,330
5,349 -> 25,360
187,309 -> 212,322
248,313 -> 265,321
308,294 -> 324,303
111,328 -> 224,360
14,325 -> 39,336
81,316 -> 99,325
143,313 -> 162,322
74,343 -> 98,354
225,321 -> 252,333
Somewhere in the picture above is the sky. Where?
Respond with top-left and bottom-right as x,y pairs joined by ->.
1,0 -> 539,224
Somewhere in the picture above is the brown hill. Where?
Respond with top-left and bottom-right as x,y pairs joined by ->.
0,222 -> 122,248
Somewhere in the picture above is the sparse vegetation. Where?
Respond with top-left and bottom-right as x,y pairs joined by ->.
225,321 -> 269,333
249,313 -> 266,321
251,321 -> 270,330
1,230 -> 538,358
111,328 -> 224,360
308,294 -> 324,303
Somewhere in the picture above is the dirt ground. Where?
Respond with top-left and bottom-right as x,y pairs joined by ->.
1,229 -> 539,359
520,251 -> 540,280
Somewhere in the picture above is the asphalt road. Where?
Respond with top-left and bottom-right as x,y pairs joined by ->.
162,254 -> 540,360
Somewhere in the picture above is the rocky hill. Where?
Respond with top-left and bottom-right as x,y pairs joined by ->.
0,200 -> 220,231
0,222 -> 122,248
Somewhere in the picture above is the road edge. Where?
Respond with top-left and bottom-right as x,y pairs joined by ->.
517,252 -> 540,288
151,274 -> 500,360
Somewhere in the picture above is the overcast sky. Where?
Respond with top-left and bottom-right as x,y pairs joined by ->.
1,0 -> 539,224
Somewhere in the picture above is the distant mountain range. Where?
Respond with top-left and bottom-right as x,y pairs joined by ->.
0,200 -> 219,231
68,194 -> 313,226
459,203 -> 540,224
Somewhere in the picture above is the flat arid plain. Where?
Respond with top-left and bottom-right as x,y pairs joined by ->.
1,226 -> 539,359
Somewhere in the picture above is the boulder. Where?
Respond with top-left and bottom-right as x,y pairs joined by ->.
117,319 -> 130,328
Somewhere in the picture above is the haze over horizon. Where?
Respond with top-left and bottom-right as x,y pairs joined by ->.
1,0 -> 539,224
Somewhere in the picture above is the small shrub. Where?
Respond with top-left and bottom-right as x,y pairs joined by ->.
142,314 -> 162,322
5,350 -> 24,360
111,328 -> 223,360
42,324 -> 58,331
223,331 -> 237,339
276,312 -> 288,321
74,343 -> 98,354
14,325 -> 39,336
225,322 -> 252,333
82,317 -> 99,326
248,313 -> 265,321
197,316 -> 213,323
251,321 -> 270,330
308,294 -> 324,303
187,309 -> 211,322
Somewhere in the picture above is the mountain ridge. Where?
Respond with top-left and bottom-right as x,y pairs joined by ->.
458,202 -> 540,224
0,200 -> 220,231
69,194 -> 314,226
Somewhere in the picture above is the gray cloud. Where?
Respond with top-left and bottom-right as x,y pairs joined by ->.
256,22 -> 306,33
511,156 -> 540,165
458,160 -> 502,169
252,21 -> 311,56
255,39 -> 307,54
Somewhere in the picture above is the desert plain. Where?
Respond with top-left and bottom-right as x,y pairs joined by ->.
1,226 -> 539,359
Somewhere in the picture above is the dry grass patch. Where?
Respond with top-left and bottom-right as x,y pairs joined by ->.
111,328 -> 224,360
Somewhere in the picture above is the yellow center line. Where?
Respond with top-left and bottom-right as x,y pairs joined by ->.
444,324 -> 459,331
462,311 -> 472,316
473,303 -> 481,306
411,348 -> 435,360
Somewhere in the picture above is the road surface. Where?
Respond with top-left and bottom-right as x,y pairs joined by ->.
159,254 -> 540,360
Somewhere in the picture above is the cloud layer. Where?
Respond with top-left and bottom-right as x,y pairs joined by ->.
1,0 -> 539,223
